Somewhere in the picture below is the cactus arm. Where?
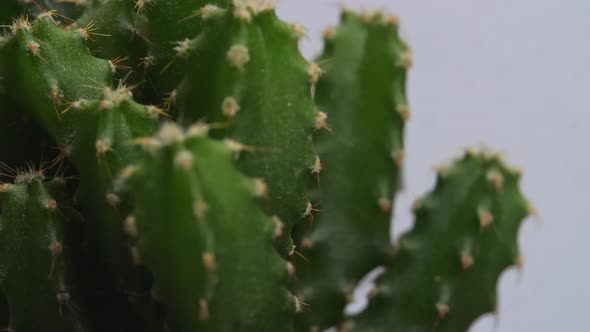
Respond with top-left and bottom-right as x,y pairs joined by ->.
293,10 -> 409,331
0,177 -> 89,332
66,90 -> 157,274
62,92 -> 166,332
0,15 -> 166,331
176,3 -> 318,258
73,0 -> 228,101
74,0 -> 152,100
124,123 -> 297,332
347,152 -> 529,332
0,15 -> 112,138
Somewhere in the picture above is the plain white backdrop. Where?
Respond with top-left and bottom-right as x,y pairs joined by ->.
276,1 -> 590,331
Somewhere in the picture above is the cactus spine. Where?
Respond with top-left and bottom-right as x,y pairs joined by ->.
0,15 -> 112,138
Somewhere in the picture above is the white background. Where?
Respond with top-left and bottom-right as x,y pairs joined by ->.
277,1 -> 590,331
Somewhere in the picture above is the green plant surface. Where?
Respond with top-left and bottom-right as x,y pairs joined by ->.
0,177 -> 88,332
175,2 -> 318,258
294,10 -> 409,331
347,151 -> 530,332
0,3 -> 533,332
142,0 -> 230,97
124,123 -> 297,332
73,0 -> 229,102
0,15 -> 112,139
63,90 -> 166,332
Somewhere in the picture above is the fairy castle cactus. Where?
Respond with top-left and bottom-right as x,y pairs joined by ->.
172,2 -> 318,258
0,176 -> 87,332
347,152 -> 529,332
0,14 -> 112,138
0,1 -> 531,332
293,10 -> 409,331
124,123 -> 296,332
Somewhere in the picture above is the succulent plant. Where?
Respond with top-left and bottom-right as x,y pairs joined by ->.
0,1 -> 531,332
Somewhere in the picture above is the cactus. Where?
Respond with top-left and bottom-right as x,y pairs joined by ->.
347,152 -> 530,332
73,0 -> 228,102
0,16 -> 167,331
175,2 -> 318,258
293,10 -> 409,331
0,175 -> 88,332
62,90 -> 170,332
0,3 -> 532,332
0,14 -> 112,138
123,123 -> 297,332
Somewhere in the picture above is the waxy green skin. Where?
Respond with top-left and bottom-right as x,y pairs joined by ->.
349,153 -> 528,332
75,0 -> 155,102
74,0 -> 229,101
127,127 -> 295,332
0,178 -> 88,332
0,16 -> 165,330
176,4 -> 317,258
64,95 -> 166,332
67,93 -> 157,275
0,16 -> 112,139
294,12 -> 409,331
142,0 -> 230,96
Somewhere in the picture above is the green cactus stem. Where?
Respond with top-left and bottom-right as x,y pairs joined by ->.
62,89 -> 166,332
347,151 -> 530,332
74,0 -> 151,100
0,14 -> 112,139
73,0 -> 229,102
0,176 -> 89,332
141,0 -> 230,96
175,2 -> 318,258
294,9 -> 409,331
123,122 -> 297,332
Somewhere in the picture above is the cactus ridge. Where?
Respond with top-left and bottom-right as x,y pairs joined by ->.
0,15 -> 113,138
0,175 -> 88,332
124,122 -> 297,332
348,151 -> 530,332
294,10 -> 409,331
175,2 -> 319,259
0,16 -> 168,328
59,91 -> 168,332
72,0 -> 229,102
